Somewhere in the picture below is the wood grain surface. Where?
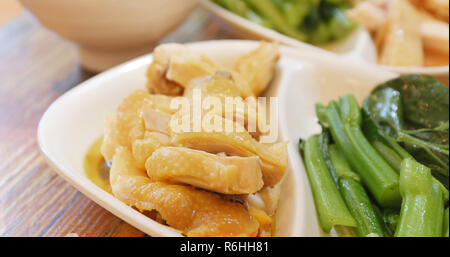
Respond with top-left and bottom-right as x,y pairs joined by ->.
0,8 -> 235,237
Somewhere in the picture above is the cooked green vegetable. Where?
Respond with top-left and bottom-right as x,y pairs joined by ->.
382,209 -> 400,237
444,208 -> 449,237
316,96 -> 401,208
328,145 -> 385,237
363,75 -> 449,186
395,158 -> 448,237
376,75 -> 449,129
244,0 -> 308,41
371,141 -> 404,172
299,135 -> 356,233
300,75 -> 448,237
212,0 -> 355,45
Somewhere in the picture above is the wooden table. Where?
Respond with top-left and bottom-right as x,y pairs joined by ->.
0,8 -> 234,237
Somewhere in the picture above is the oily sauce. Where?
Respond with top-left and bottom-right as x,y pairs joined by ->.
84,137 -> 112,194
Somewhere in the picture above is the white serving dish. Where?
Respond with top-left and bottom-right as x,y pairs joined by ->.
38,40 -> 397,237
202,0 -> 449,84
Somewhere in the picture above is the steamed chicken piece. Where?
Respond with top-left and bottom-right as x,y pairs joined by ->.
183,72 -> 264,137
234,42 -> 280,96
101,90 -> 147,161
170,115 -> 288,187
134,108 -> 173,169
110,147 -> 260,237
248,207 -> 273,237
146,44 -> 216,95
184,71 -> 253,100
132,132 -> 172,169
146,147 -> 264,194
100,90 -> 175,161
166,56 -> 216,88
258,184 -> 282,216
147,42 -> 280,96
142,108 -> 172,135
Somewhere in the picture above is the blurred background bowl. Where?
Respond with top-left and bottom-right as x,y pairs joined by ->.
19,0 -> 200,72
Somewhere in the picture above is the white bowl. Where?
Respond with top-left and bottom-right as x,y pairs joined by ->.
20,0 -> 200,72
202,0 -> 449,84
38,40 -> 397,237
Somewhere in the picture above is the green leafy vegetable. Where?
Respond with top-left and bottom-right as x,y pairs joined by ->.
363,75 -> 449,185
375,75 -> 449,129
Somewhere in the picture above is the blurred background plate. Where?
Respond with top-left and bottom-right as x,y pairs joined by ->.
202,0 -> 449,84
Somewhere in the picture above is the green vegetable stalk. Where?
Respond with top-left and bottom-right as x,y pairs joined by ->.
395,158 -> 448,237
328,145 -> 385,237
371,141 -> 404,172
316,96 -> 401,208
382,209 -> 400,237
300,135 -> 356,233
444,208 -> 449,237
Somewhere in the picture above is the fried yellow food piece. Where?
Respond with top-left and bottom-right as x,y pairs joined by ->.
170,115 -> 288,187
379,0 -> 424,66
146,147 -> 264,194
146,44 -> 216,95
110,147 -> 259,237
235,42 -> 280,95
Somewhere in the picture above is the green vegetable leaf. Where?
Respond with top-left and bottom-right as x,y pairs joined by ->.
374,75 -> 449,129
363,75 -> 449,184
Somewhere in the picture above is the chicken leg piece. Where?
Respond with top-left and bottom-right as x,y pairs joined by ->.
110,147 -> 259,237
234,42 -> 280,96
170,115 -> 288,187
146,147 -> 264,194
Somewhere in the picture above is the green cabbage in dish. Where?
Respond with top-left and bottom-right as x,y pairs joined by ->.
212,0 -> 356,45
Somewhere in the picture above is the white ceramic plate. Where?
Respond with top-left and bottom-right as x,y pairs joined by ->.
38,40 -> 397,237
202,0 -> 449,84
